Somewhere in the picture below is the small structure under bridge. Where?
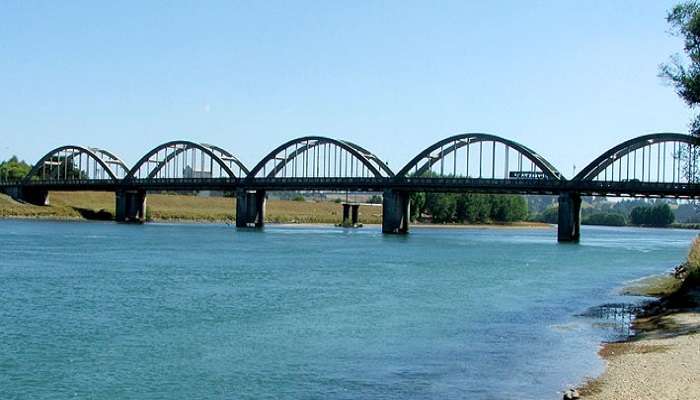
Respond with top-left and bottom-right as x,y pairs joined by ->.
1,133 -> 699,242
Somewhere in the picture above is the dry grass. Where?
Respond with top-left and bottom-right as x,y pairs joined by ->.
0,191 -> 382,224
267,200 -> 382,224
686,237 -> 700,284
622,275 -> 684,297
0,193 -> 83,219
621,239 -> 700,298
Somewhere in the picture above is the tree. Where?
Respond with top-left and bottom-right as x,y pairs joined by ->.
490,195 -> 528,222
660,2 -> 700,135
0,156 -> 31,181
660,2 -> 700,185
424,193 -> 456,223
455,193 -> 491,223
409,192 -> 426,220
367,194 -> 382,204
582,213 -> 627,226
538,205 -> 559,224
630,204 -> 675,226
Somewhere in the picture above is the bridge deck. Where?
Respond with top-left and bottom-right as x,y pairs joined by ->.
3,177 -> 699,198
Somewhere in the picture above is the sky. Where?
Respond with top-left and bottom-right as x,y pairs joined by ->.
0,0 -> 694,178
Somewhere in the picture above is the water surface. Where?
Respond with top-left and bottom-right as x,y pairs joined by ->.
0,221 -> 696,399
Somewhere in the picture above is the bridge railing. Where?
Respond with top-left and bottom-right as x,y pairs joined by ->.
573,180 -> 700,197
392,176 -> 565,193
21,178 -> 125,187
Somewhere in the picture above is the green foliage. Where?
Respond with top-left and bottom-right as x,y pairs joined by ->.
685,237 -> 700,285
367,194 -> 382,204
291,194 -> 305,202
629,204 -> 676,226
661,1 -> 700,135
455,194 -> 492,223
490,195 -> 528,222
582,212 -> 627,226
424,193 -> 456,223
536,206 -> 559,224
409,192 -> 426,220
0,156 -> 31,181
413,192 -> 528,224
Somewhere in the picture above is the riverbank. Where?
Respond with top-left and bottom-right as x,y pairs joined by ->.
579,242 -> 700,399
0,191 -> 551,228
0,191 -> 382,224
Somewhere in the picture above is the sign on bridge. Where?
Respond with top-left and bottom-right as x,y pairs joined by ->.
509,171 -> 548,180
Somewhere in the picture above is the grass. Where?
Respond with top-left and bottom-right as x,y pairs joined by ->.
622,275 -> 684,297
0,192 -> 85,219
622,237 -> 700,298
0,191 -> 383,224
685,237 -> 700,282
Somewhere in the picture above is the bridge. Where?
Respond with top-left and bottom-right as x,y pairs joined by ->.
1,133 -> 698,242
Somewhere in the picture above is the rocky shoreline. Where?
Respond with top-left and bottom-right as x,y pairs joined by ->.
574,267 -> 700,400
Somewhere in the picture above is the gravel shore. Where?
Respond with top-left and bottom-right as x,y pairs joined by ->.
581,293 -> 700,400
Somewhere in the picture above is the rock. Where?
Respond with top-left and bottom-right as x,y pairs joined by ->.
563,389 -> 580,399
673,263 -> 689,279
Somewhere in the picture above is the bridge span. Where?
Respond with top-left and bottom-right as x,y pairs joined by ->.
1,133 -> 698,242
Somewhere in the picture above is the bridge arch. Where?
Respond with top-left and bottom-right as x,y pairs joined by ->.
247,136 -> 393,179
126,141 -> 248,180
397,133 -> 562,180
573,133 -> 699,183
23,145 -> 127,183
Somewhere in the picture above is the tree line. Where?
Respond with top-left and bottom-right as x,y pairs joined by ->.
533,201 -> 676,227
410,192 -> 528,223
0,156 -> 31,181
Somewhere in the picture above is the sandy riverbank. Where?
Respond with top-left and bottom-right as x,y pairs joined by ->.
579,287 -> 700,399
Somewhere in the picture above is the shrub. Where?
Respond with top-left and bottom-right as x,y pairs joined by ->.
686,237 -> 700,285
582,212 -> 626,226
367,194 -> 382,204
629,204 -> 675,226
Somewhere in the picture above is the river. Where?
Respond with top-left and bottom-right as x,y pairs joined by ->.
0,220 -> 696,399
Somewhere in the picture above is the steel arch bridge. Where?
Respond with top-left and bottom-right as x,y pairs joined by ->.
1,132 -> 698,240
244,136 -> 394,191
393,133 -> 564,194
570,133 -> 699,197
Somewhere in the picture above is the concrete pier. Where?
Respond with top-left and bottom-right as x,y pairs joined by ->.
341,203 -> 361,226
557,191 -> 581,242
382,189 -> 410,234
236,189 -> 266,228
115,189 -> 147,223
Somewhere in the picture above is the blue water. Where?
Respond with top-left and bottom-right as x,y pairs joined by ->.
0,221 -> 696,399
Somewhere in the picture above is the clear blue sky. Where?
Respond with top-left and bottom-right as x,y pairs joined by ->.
0,0 -> 693,178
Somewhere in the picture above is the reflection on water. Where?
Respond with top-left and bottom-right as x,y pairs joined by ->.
582,303 -> 646,339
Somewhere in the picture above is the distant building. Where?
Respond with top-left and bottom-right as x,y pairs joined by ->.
183,166 -> 222,197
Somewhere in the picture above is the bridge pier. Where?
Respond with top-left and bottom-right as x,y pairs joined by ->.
557,191 -> 581,242
236,189 -> 266,228
341,203 -> 361,226
116,189 -> 147,223
382,189 -> 410,234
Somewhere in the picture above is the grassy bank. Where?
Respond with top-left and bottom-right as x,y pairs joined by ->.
0,191 -> 384,224
0,191 -> 554,227
580,238 -> 700,399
